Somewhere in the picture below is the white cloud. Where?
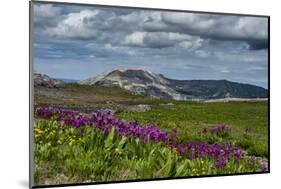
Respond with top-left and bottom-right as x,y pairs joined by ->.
124,32 -> 145,47
46,9 -> 101,39
162,12 -> 216,31
221,69 -> 230,73
161,12 -> 268,40
160,12 -> 268,49
179,38 -> 203,51
195,50 -> 211,58
124,31 -> 202,49
34,4 -> 62,19
35,5 -> 268,51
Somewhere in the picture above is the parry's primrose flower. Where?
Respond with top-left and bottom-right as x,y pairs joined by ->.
35,106 -> 247,169
176,144 -> 184,154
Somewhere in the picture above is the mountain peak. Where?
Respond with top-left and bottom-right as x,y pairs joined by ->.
80,67 -> 166,85
110,66 -> 149,72
79,68 -> 268,100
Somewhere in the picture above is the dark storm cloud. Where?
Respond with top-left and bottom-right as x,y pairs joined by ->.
247,40 -> 268,50
156,12 -> 268,50
33,4 -> 64,32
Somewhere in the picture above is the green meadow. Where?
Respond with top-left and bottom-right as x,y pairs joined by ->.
34,84 -> 268,185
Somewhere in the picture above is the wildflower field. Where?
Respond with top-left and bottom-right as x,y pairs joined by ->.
33,84 -> 268,185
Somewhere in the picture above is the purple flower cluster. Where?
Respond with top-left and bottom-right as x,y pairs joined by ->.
35,106 -> 57,119
92,111 -> 170,144
35,106 -> 171,143
176,142 -> 244,168
202,124 -> 231,136
35,106 -> 244,168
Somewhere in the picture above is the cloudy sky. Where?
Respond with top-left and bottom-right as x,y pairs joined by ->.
32,2 -> 269,88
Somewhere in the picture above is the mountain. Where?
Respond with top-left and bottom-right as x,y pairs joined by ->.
167,79 -> 268,100
79,68 -> 268,100
55,78 -> 78,83
79,67 -> 183,99
34,72 -> 63,88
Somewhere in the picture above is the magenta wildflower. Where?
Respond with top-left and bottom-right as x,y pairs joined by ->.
34,106 -> 247,169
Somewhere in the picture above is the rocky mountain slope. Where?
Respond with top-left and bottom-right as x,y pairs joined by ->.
79,68 -> 268,100
34,72 -> 63,88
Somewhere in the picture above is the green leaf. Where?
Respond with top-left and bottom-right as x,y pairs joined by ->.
161,150 -> 177,176
118,136 -> 126,149
104,128 -> 115,149
175,160 -> 188,176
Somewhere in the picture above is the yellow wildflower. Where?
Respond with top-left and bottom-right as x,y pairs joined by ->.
34,128 -> 43,134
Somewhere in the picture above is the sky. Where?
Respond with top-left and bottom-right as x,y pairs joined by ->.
32,2 -> 269,88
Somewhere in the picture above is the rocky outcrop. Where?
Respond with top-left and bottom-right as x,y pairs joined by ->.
34,73 -> 63,88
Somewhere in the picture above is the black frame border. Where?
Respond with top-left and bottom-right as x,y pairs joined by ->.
29,1 -> 270,188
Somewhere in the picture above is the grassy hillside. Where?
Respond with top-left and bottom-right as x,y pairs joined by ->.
33,84 -> 268,185
35,84 -> 163,111
35,83 -> 268,157
118,100 -> 268,157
